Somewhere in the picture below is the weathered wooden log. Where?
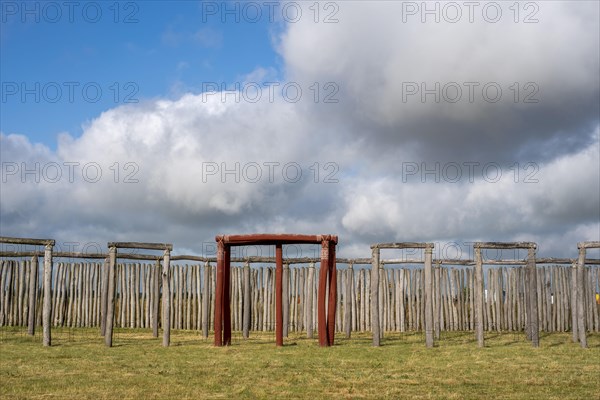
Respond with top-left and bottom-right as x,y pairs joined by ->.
7,261 -> 14,326
345,265 -> 353,338
196,265 -> 202,331
433,263 -> 440,338
77,262 -> 84,327
202,262 -> 210,338
593,267 -> 599,332
105,247 -> 117,347
0,237 -> 54,246
290,268 -> 297,332
526,247 -> 539,347
107,242 -> 172,251
474,247 -> 484,346
282,262 -> 289,338
371,247 -> 380,346
275,246 -> 284,346
418,269 -> 424,331
17,260 -> 25,326
242,262 -> 250,338
424,246 -> 434,347
100,257 -> 109,335
407,269 -> 414,331
162,249 -> 171,346
27,255 -> 38,335
0,261 -> 7,326
576,248 -> 587,347
298,267 -> 305,332
474,241 -> 536,249
378,267 -> 384,335
135,263 -> 141,328
152,260 -> 159,337
306,263 -> 314,338
336,267 -> 342,333
483,269 -> 490,331
360,269 -> 366,331
42,244 -> 53,346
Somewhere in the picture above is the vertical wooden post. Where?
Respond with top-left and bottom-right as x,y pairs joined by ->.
434,261 -> 441,340
42,244 -> 53,346
105,246 -> 117,347
162,249 -> 171,347
203,262 -> 210,339
152,259 -> 160,337
371,246 -> 380,346
306,262 -> 314,339
571,262 -> 578,342
327,241 -> 337,345
214,241 -> 224,346
282,262 -> 290,338
424,245 -> 434,348
27,255 -> 38,336
318,240 -> 330,346
527,246 -> 539,347
275,245 -> 284,346
524,262 -> 531,340
223,245 -> 231,345
100,257 -> 110,336
474,246 -> 484,347
576,245 -> 587,348
243,261 -> 251,339
345,264 -> 353,338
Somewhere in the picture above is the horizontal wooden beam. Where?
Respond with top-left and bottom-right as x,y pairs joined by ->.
474,241 -> 536,249
371,242 -> 434,249
54,252 -> 106,259
107,242 -> 173,251
2,251 -> 599,266
0,236 -> 55,246
435,259 -> 475,266
380,258 -> 430,265
578,241 -> 600,249
537,257 -> 576,264
217,234 -> 338,246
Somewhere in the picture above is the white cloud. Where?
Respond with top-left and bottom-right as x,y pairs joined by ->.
1,1 -> 599,260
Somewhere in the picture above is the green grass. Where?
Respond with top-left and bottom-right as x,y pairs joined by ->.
0,328 -> 599,399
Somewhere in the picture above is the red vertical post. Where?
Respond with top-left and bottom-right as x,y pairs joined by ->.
214,238 -> 224,346
275,244 -> 283,346
223,244 -> 232,345
327,241 -> 337,346
318,239 -> 330,346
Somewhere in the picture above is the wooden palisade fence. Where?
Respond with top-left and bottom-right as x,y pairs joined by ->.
0,237 -> 598,348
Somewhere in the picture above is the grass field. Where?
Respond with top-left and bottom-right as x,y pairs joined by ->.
0,327 -> 599,399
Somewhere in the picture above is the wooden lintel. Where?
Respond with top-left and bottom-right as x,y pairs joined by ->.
474,241 -> 536,249
371,242 -> 434,249
107,242 -> 173,251
0,236 -> 55,246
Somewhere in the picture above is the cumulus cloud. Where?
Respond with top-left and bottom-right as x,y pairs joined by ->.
1,1 -> 598,260
279,1 -> 600,164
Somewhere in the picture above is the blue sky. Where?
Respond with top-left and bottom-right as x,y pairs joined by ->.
1,1 -> 598,259
1,1 -> 282,147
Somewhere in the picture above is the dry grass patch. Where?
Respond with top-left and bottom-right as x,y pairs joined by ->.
0,327 -> 598,399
